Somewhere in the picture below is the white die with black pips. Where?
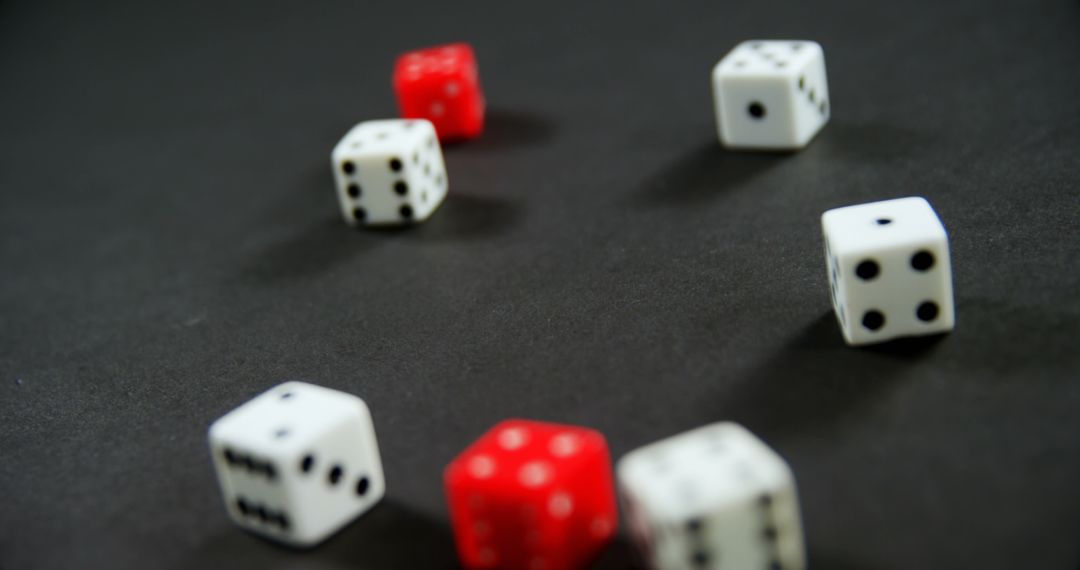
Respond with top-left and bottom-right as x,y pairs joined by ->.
822,196 -> 955,346
331,119 -> 448,226
617,422 -> 806,570
712,40 -> 830,150
207,381 -> 385,547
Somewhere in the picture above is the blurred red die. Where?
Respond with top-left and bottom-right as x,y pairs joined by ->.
444,419 -> 618,570
393,43 -> 485,142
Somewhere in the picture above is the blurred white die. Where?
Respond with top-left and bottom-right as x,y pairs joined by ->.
822,196 -> 955,346
617,422 -> 805,570
712,40 -> 830,150
331,119 -> 448,226
208,381 -> 386,547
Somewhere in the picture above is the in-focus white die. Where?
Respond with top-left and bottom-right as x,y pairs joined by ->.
712,40 -> 830,150
617,422 -> 805,570
208,381 -> 386,547
331,119 -> 448,226
822,196 -> 955,346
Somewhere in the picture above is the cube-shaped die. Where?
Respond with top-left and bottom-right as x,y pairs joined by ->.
617,422 -> 806,570
331,119 -> 448,226
822,196 -> 955,346
444,419 -> 618,570
393,43 -> 485,142
712,40 -> 830,150
208,382 -> 386,547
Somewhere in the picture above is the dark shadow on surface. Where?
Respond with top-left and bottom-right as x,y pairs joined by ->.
402,193 -> 523,241
631,142 -> 785,208
446,106 -> 557,151
242,216 -> 376,284
591,534 -> 645,569
176,500 -> 458,570
813,120 -> 936,162
319,499 -> 459,569
805,551 -> 871,570
703,311 -> 944,439
861,332 -> 949,357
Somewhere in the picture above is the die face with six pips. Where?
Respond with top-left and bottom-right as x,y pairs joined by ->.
208,381 -> 385,547
331,119 -> 448,227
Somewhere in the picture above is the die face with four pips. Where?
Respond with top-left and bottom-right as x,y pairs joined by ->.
617,422 -> 806,570
822,196 -> 956,346
712,40 -> 830,150
208,381 -> 386,547
331,119 -> 448,227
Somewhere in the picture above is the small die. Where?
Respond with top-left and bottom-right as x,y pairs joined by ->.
444,419 -> 618,570
822,196 -> 956,346
331,119 -> 448,226
712,40 -> 830,150
207,381 -> 385,547
617,422 -> 806,570
393,43 -> 485,142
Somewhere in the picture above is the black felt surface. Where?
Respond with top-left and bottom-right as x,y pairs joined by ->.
2,0 -> 1080,568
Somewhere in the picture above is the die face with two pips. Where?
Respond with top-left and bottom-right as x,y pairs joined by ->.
822,196 -> 955,346
712,40 -> 830,150
208,381 -> 386,547
617,422 -> 806,570
331,119 -> 448,227
444,419 -> 618,570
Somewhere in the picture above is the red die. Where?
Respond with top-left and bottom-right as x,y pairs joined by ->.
393,43 -> 485,142
444,419 -> 618,570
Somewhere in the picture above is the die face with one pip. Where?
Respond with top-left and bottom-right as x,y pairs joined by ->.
822,196 -> 955,346
393,42 -> 485,142
207,381 -> 386,547
444,419 -> 619,570
331,119 -> 448,227
712,40 -> 830,150
617,422 -> 806,570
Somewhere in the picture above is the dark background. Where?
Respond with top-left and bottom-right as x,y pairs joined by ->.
2,0 -> 1079,568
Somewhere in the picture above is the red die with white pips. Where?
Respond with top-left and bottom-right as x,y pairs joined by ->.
444,419 -> 618,570
393,42 -> 485,142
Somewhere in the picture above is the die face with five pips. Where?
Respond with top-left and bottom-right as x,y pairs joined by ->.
208,381 -> 385,547
444,419 -> 619,570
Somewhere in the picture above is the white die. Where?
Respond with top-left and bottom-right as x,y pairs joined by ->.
207,381 -> 386,547
331,119 -> 448,226
822,196 -> 956,346
712,40 -> 830,150
617,422 -> 806,570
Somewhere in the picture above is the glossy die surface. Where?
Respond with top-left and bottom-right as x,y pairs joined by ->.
712,40 -> 830,150
208,381 -> 385,547
618,422 -> 806,570
822,196 -> 955,346
331,119 -> 448,226
444,419 -> 618,570
393,43 -> 485,141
